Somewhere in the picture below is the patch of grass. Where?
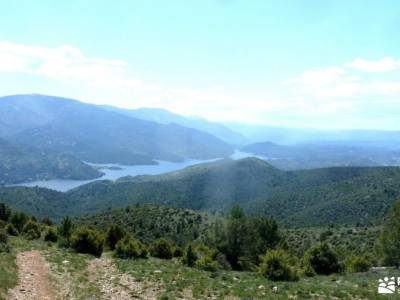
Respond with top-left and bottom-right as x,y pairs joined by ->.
0,251 -> 17,300
115,256 -> 400,299
43,244 -> 104,300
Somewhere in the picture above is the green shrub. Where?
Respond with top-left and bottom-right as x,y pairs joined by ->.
347,255 -> 372,273
259,249 -> 298,281
22,220 -> 41,240
114,236 -> 147,259
173,246 -> 183,257
41,217 -> 53,226
302,263 -> 316,277
196,255 -> 219,272
6,224 -> 18,236
150,238 -> 175,259
44,227 -> 58,243
70,227 -> 104,257
182,244 -> 198,267
0,220 -> 6,229
106,224 -> 127,250
303,243 -> 342,275
0,229 -> 10,253
11,211 -> 28,233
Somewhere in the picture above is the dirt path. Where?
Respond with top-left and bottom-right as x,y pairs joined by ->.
7,250 -> 54,300
88,256 -> 163,300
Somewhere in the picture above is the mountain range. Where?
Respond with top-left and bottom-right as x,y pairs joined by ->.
242,141 -> 400,170
101,105 -> 247,145
0,94 -> 234,183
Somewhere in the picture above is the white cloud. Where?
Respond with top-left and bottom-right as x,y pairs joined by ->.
1,40 -> 399,129
0,41 -> 148,89
347,57 -> 400,73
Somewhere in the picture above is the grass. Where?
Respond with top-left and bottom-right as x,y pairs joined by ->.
3,236 -> 400,299
115,256 -> 400,300
0,251 -> 17,300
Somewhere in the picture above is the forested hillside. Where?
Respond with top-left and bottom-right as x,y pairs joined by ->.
0,138 -> 102,184
1,158 -> 400,226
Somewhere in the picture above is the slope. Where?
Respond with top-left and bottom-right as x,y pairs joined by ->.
0,94 -> 233,165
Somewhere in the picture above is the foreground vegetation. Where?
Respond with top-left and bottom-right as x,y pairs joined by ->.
1,200 -> 400,299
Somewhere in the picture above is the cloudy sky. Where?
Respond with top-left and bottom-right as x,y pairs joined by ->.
1,0 -> 400,130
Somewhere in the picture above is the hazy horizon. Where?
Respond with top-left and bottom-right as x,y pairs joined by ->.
1,1 -> 399,130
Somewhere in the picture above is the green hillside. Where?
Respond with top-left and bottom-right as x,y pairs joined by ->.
67,158 -> 400,226
0,138 -> 102,184
0,94 -> 233,165
79,204 -> 214,246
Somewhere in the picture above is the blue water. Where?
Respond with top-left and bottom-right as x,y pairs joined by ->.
11,150 -> 255,192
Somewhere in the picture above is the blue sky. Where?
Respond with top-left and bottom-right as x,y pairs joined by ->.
0,0 -> 400,129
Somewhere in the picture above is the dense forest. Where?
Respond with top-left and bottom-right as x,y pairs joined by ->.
1,157 -> 400,226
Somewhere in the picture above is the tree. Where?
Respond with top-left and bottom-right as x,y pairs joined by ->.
220,205 -> 249,270
58,217 -> 73,247
249,217 -> 281,264
380,200 -> 400,267
182,244 -> 197,267
106,224 -> 127,250
0,203 -> 11,222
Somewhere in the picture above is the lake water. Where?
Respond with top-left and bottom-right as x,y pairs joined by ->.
11,150 -> 256,192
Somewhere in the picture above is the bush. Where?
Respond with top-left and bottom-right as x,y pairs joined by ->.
0,229 -> 9,253
0,219 -> 6,229
6,224 -> 18,236
44,227 -> 58,243
303,243 -> 342,275
106,224 -> 127,250
22,220 -> 41,240
70,227 -> 104,257
11,212 -> 28,233
173,246 -> 183,257
259,249 -> 298,281
114,236 -> 147,259
42,217 -> 53,226
196,255 -> 219,272
150,238 -> 175,259
347,255 -> 372,273
182,244 -> 198,267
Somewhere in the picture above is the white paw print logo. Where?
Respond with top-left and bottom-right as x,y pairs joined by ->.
378,277 -> 396,294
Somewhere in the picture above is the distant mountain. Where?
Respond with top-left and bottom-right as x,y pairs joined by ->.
0,94 -> 233,165
101,106 -> 247,145
0,138 -> 102,184
224,122 -> 400,146
242,141 -> 400,170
